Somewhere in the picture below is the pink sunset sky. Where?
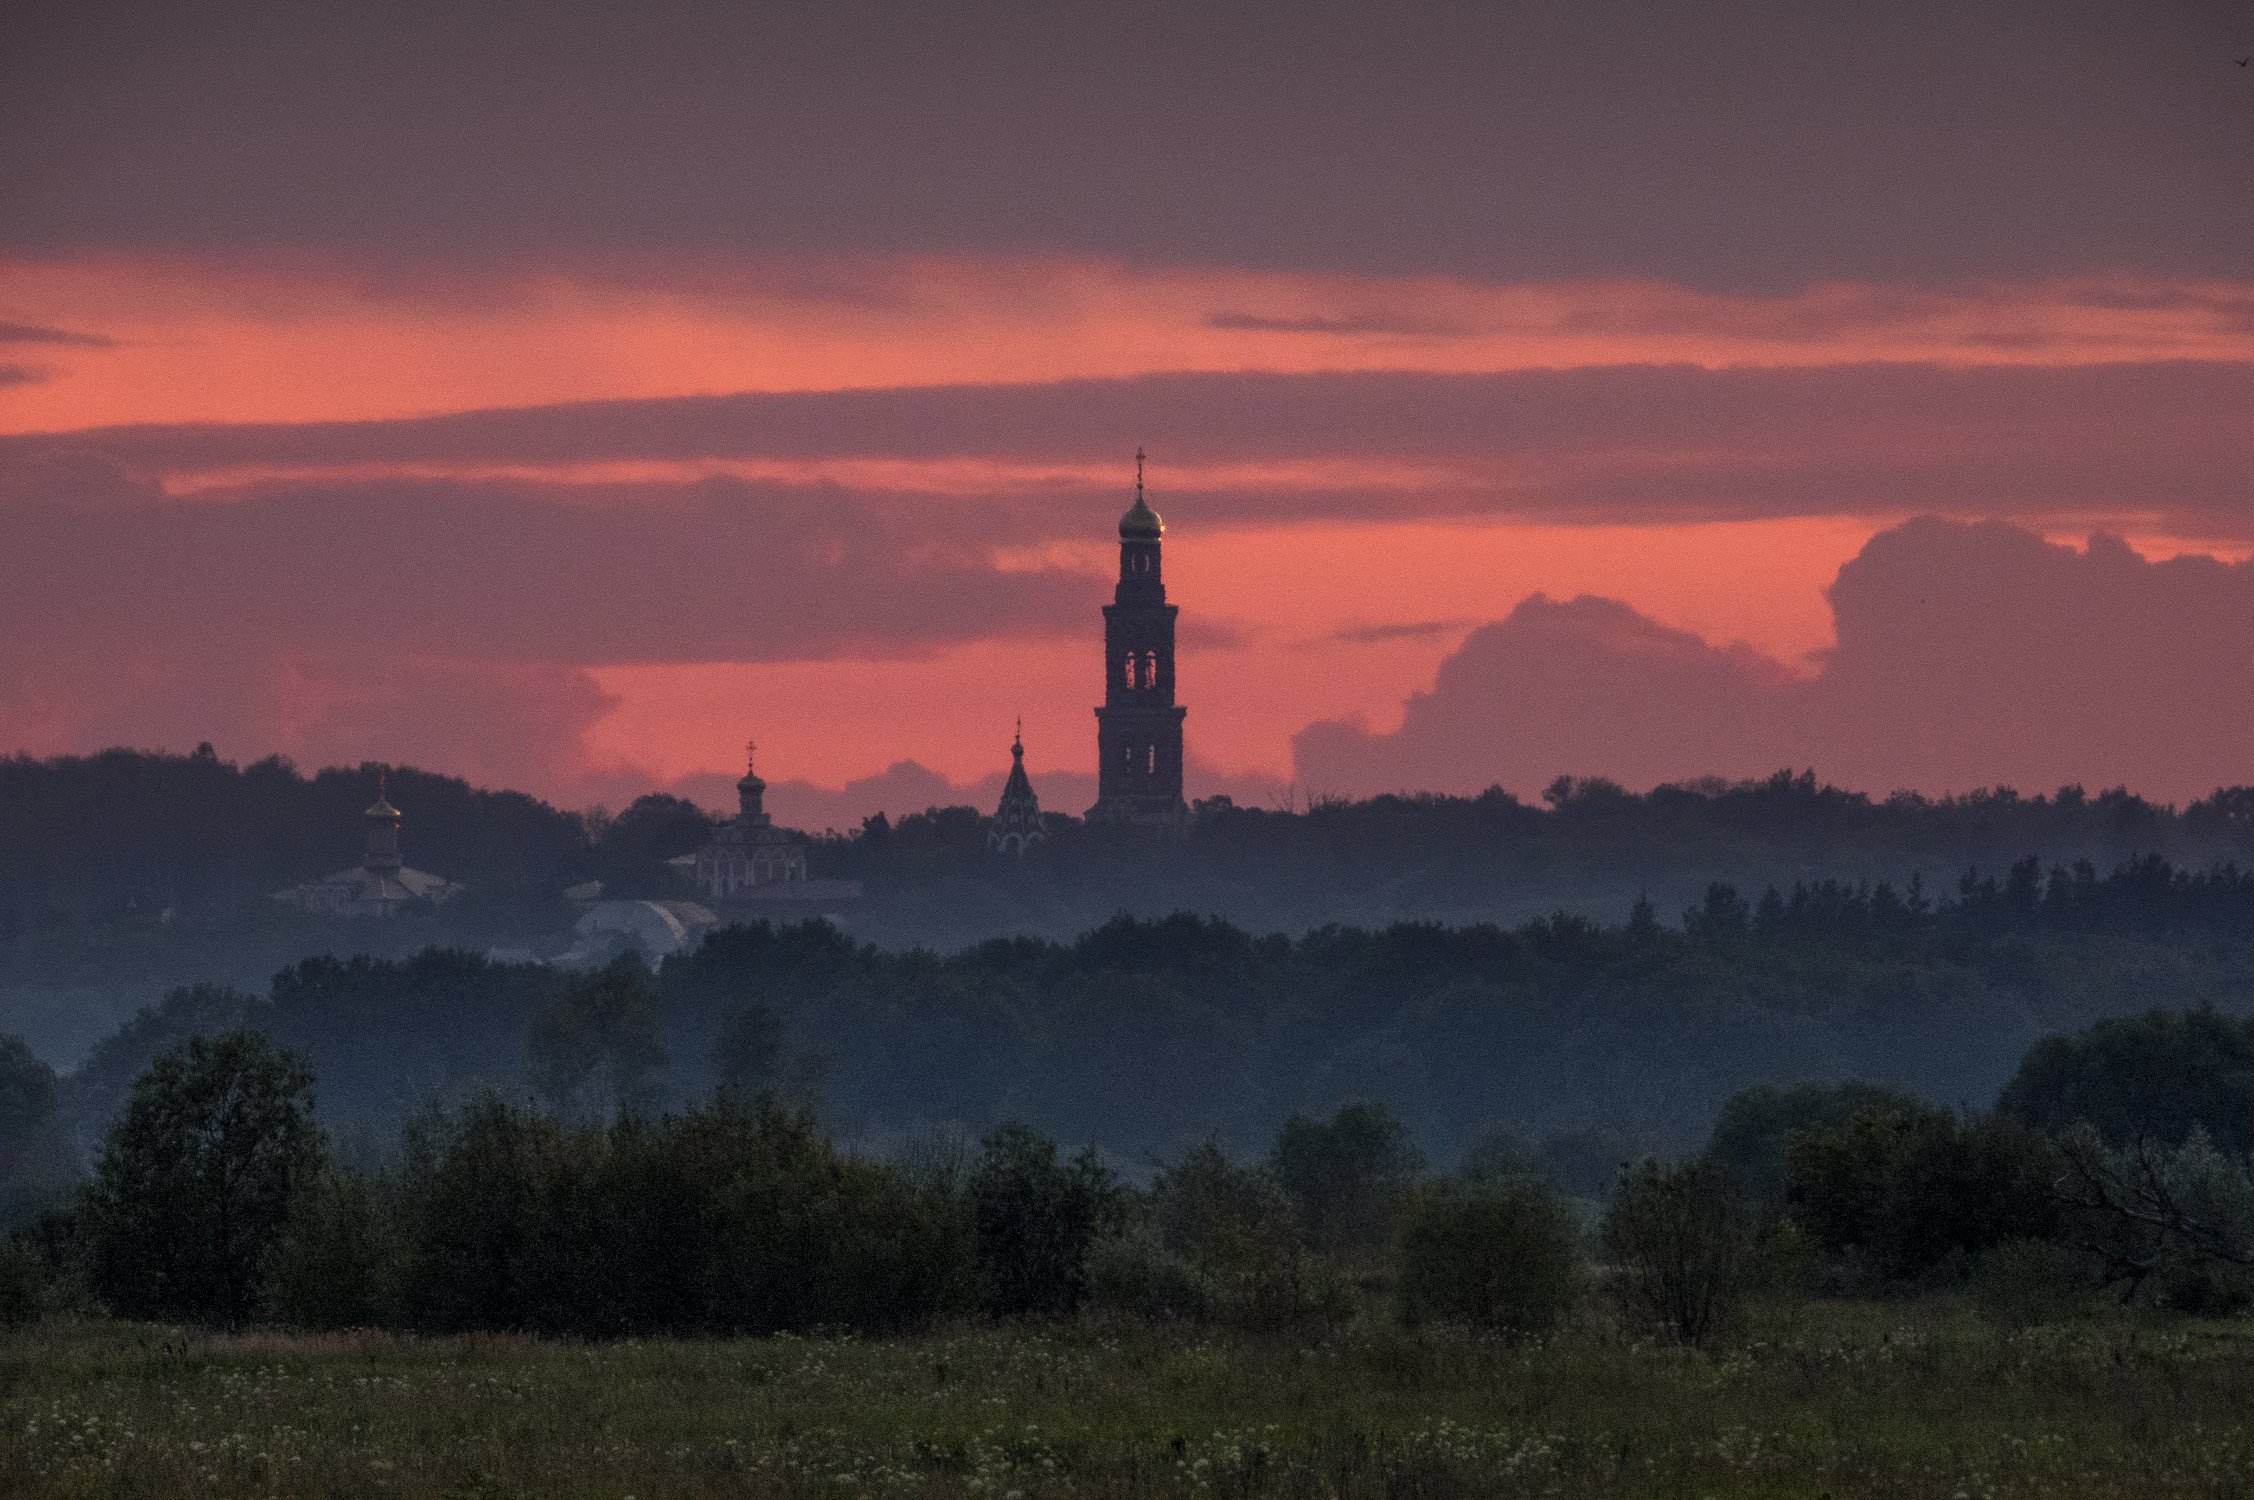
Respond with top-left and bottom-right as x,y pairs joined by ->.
4,2 -> 2253,825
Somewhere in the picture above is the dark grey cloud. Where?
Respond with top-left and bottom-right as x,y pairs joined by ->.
15,361 -> 2251,533
1327,620 -> 1473,645
0,321 -> 116,348
0,467 -> 1107,800
2,1 -> 2248,290
0,365 -> 42,389
0,472 -> 1101,667
1295,518 -> 2254,803
1202,312 -> 1476,338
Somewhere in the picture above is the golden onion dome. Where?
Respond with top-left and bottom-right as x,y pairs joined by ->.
1119,494 -> 1163,539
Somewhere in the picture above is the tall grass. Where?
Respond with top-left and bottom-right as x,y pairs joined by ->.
2,1299 -> 2250,1497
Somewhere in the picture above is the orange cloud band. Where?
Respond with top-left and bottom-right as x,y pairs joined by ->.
8,252 -> 2254,434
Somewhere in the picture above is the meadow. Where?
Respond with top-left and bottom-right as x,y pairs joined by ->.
5,1299 -> 2252,1499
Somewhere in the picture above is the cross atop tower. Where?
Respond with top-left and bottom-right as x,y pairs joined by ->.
1135,446 -> 1145,500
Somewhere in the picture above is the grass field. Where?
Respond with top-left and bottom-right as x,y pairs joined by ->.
4,1300 -> 2252,1498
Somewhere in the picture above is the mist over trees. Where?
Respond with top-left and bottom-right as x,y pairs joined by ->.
15,746 -> 2254,1248
16,748 -> 2254,1066
10,847 -> 2254,1192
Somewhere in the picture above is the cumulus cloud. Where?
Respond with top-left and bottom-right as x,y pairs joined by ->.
1294,597 -> 1797,798
1294,518 -> 2254,803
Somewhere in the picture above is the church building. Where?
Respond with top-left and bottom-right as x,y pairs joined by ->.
691,741 -> 863,917
274,775 -> 464,918
694,742 -> 808,897
1085,451 -> 1189,825
988,722 -> 1045,854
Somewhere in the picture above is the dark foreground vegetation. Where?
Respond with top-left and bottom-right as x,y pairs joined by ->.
9,1303 -> 2254,1499
14,1002 -> 2254,1338
4,997 -> 2254,1494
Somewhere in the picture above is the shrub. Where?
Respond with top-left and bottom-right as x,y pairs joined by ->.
1149,1138 -> 1352,1331
267,1168 -> 401,1329
0,1239 -> 46,1327
1396,1181 -> 1584,1334
2151,1254 -> 2254,1316
1086,1229 -> 1213,1320
394,1095 -> 570,1332
1702,1081 -> 1925,1224
1972,1239 -> 2094,1328
1152,1140 -> 1300,1277
1601,1159 -> 1755,1346
395,1094 -> 971,1337
1787,1104 -> 2057,1285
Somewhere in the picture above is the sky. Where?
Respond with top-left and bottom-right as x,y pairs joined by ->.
3,1 -> 2252,822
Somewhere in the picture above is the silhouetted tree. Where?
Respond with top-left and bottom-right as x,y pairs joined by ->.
1703,1080 -> 1926,1223
0,1034 -> 74,1229
969,1122 -> 1118,1318
67,983 -> 263,1140
83,1031 -> 324,1324
526,956 -> 668,1118
1999,1010 -> 2254,1153
589,793 -> 715,892
1788,1104 -> 2056,1283
1268,1101 -> 1425,1256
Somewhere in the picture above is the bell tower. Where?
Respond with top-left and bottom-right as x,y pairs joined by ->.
1087,450 -> 1188,825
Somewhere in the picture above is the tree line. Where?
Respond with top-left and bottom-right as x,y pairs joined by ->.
15,749 -> 2254,953
28,843 -> 2254,1173
13,1003 -> 2254,1339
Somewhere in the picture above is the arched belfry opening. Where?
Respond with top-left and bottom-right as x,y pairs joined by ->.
1086,449 -> 1188,826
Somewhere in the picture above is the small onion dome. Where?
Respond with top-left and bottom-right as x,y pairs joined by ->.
1119,495 -> 1163,539
365,796 -> 401,819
